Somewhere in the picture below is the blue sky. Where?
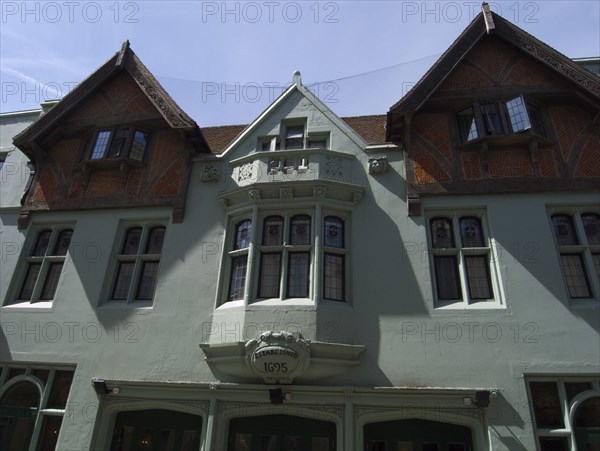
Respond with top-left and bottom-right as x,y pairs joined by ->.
1,1 -> 599,126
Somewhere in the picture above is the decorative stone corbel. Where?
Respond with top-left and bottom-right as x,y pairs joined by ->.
248,188 -> 261,201
201,164 -> 219,182
368,157 -> 389,174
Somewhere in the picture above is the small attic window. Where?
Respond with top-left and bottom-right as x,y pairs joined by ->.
88,128 -> 149,161
285,126 -> 304,150
457,95 -> 546,143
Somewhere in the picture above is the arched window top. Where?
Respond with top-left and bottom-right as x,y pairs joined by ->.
234,220 -> 252,250
574,396 -> 600,428
145,226 -> 166,254
430,217 -> 454,249
582,213 -> 600,245
289,215 -> 311,245
0,381 -> 40,408
459,216 -> 484,247
324,216 -> 344,248
121,227 -> 143,254
262,216 -> 284,246
551,214 -> 578,245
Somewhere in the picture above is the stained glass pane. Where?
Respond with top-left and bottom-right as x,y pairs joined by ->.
434,256 -> 461,300
431,218 -> 454,248
112,262 -> 135,300
560,254 -> 591,298
145,227 -> 165,254
552,215 -> 578,245
32,230 -> 52,256
228,256 -> 247,301
324,253 -> 344,301
234,220 -> 252,250
290,215 -> 311,245
529,382 -> 564,428
465,256 -> 492,299
40,262 -> 63,300
262,216 -> 283,246
136,262 -> 159,300
258,253 -> 281,298
582,213 -> 600,245
287,252 -> 309,297
460,217 -> 484,247
121,228 -> 142,255
53,229 -> 73,256
324,216 -> 344,248
157,429 -> 175,451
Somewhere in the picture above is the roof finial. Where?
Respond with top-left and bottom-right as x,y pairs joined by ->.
481,2 -> 495,34
293,70 -> 302,86
116,40 -> 131,67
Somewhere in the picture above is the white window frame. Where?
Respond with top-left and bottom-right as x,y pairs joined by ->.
426,210 -> 504,309
4,224 -> 74,308
548,207 -> 600,302
105,220 -> 167,306
526,376 -> 600,451
0,365 -> 76,451
219,206 -> 350,307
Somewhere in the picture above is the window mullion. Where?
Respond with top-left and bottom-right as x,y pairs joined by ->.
314,205 -> 322,303
574,212 -> 600,299
452,216 -> 469,304
247,207 -> 259,303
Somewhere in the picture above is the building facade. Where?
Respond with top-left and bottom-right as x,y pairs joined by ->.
1,6 -> 599,451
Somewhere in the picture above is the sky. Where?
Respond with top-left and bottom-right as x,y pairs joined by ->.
1,1 -> 599,126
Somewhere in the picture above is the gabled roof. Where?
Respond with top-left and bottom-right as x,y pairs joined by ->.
203,114 -> 387,155
13,41 -> 209,155
387,5 -> 600,128
218,71 -> 372,157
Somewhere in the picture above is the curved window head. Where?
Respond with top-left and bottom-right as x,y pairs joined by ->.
324,216 -> 344,248
551,214 -> 578,246
234,220 -> 252,250
459,216 -> 484,247
430,218 -> 454,249
262,216 -> 283,246
289,215 -> 311,245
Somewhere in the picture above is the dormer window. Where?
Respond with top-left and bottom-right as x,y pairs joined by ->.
457,95 -> 545,143
89,128 -> 149,161
285,126 -> 304,150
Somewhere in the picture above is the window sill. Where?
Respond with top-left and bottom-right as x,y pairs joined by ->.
433,300 -> 506,311
569,299 -> 600,308
99,301 -> 154,309
457,132 -> 553,151
2,300 -> 54,311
